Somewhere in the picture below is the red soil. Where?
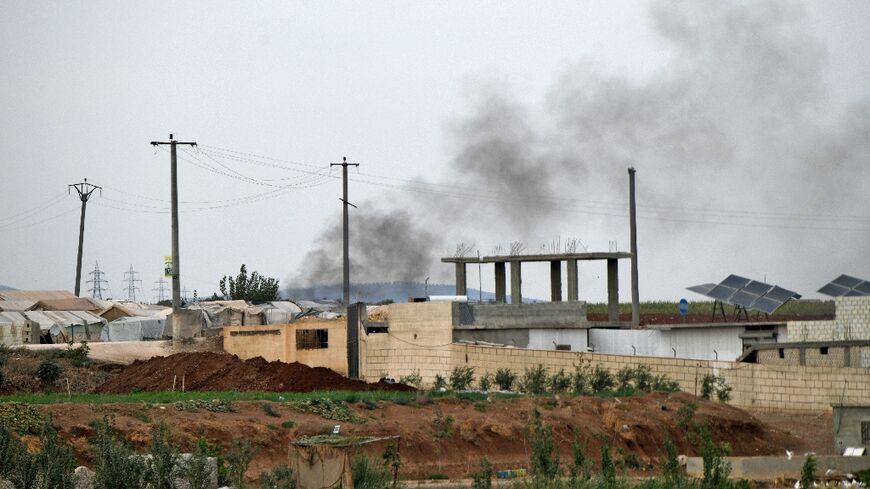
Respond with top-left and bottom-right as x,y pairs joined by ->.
95,352 -> 413,393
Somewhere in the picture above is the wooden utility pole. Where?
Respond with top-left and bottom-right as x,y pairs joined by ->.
69,179 -> 101,297
150,134 -> 196,336
330,157 -> 359,305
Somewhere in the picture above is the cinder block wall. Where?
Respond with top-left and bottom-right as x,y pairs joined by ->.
787,297 -> 870,342
363,300 -> 870,412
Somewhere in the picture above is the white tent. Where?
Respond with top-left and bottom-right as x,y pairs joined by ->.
23,310 -> 106,343
100,316 -> 166,342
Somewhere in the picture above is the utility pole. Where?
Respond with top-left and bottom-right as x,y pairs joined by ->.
69,179 -> 101,297
122,265 -> 142,302
151,135 -> 196,330
152,277 -> 169,304
86,262 -> 109,300
330,157 -> 359,305
628,167 -> 640,327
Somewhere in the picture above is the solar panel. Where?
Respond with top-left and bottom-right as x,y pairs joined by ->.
765,286 -> 801,302
832,274 -> 863,289
707,284 -> 739,302
721,274 -> 752,289
686,274 -> 800,315
687,283 -> 717,295
818,283 -> 850,297
817,275 -> 870,297
743,281 -> 773,295
752,297 -> 784,314
730,290 -> 761,308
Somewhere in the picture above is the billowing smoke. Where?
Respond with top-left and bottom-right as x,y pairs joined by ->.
292,0 -> 870,298
292,206 -> 442,292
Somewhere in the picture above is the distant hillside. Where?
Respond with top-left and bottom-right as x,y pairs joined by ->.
284,282 -> 500,303
0,284 -> 16,291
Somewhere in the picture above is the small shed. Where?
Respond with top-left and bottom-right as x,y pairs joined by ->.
833,404 -> 870,454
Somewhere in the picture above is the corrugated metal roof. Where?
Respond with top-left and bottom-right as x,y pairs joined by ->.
34,298 -> 101,312
0,300 -> 38,311
0,290 -> 75,301
0,311 -> 27,325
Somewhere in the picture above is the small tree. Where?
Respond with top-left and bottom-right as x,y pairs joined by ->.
800,454 -> 816,488
219,264 -> 280,303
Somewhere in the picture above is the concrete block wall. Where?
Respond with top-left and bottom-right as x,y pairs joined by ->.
362,302 -> 455,384
454,302 -> 588,329
787,297 -> 870,342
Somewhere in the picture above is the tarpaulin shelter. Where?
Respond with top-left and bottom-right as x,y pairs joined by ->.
0,311 -> 34,345
261,301 -> 303,324
100,316 -> 167,342
23,310 -> 106,343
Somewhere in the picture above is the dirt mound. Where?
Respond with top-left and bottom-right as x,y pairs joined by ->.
95,352 -> 413,393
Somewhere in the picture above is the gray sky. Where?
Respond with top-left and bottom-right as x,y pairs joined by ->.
1,1 -> 869,303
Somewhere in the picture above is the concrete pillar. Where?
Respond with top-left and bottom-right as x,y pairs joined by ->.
455,263 -> 467,296
494,262 -> 506,303
566,259 -> 578,302
607,258 -> 619,322
549,260 -> 562,302
510,261 -> 522,305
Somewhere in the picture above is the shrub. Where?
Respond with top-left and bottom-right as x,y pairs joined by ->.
676,402 -> 698,430
398,369 -> 422,389
529,408 -> 559,480
426,473 -> 448,480
478,372 -> 493,392
700,427 -> 731,488
351,455 -> 392,489
800,454 -> 816,488
471,457 -> 493,489
547,368 -> 571,394
92,416 -> 149,489
521,364 -> 549,395
261,403 -> 280,417
382,441 -> 401,487
281,420 -> 296,429
226,439 -> 255,489
661,438 -> 682,484
449,366 -> 475,391
432,408 -> 454,442
180,439 -> 213,489
571,362 -> 592,395
591,365 -> 615,392
569,430 -> 590,484
433,373 -> 447,390
65,340 -> 91,367
36,360 -> 62,383
600,436 -> 616,485
259,464 -> 296,489
616,366 -> 634,392
652,374 -> 680,393
701,374 -> 732,403
494,368 -> 516,391
147,423 -> 178,489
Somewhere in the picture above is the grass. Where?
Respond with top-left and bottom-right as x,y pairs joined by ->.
586,299 -> 833,317
0,389 -> 418,405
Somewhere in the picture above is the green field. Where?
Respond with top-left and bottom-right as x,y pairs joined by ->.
0,389 -> 419,405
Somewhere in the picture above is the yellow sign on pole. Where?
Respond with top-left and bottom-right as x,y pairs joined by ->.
164,256 -> 173,278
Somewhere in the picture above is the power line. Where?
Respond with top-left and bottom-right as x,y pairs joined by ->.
122,265 -> 142,302
151,134 -> 196,322
86,261 -> 109,300
69,178 -> 101,297
152,277 -> 169,304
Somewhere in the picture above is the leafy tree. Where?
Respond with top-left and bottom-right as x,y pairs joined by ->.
219,264 -> 280,303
